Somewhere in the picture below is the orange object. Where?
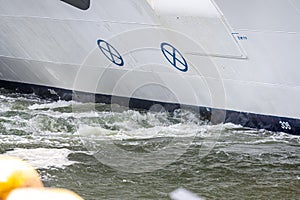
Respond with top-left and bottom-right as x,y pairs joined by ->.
0,156 -> 43,200
6,188 -> 84,200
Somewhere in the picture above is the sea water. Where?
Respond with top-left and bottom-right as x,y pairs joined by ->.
0,88 -> 299,199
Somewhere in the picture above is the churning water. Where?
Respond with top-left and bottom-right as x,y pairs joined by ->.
0,88 -> 299,199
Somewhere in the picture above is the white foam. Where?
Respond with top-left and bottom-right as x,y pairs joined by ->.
0,103 -> 11,113
4,148 -> 77,169
76,123 -> 206,141
28,100 -> 78,110
0,94 -> 41,103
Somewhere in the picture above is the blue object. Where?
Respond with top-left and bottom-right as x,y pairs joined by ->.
161,42 -> 188,72
97,39 -> 124,66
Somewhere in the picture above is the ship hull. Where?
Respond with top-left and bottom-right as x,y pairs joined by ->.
0,0 -> 300,135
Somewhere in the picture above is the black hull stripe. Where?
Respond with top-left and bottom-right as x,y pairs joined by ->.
0,79 -> 299,135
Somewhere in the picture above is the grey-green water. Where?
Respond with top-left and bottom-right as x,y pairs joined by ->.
0,89 -> 299,199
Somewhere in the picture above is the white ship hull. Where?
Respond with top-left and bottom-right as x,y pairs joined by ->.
0,0 -> 300,134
